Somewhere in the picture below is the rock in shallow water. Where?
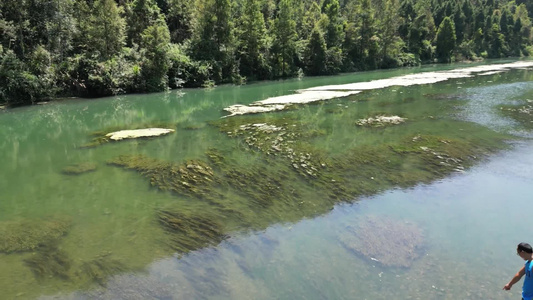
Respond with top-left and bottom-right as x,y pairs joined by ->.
105,128 -> 175,141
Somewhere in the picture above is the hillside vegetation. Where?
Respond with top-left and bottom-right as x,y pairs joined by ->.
0,0 -> 532,105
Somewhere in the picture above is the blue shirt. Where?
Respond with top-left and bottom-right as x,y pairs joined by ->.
523,260 -> 533,300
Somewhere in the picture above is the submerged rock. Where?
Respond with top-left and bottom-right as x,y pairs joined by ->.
105,128 -> 175,141
339,216 -> 424,267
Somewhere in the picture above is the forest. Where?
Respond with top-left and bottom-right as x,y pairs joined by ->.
0,0 -> 532,106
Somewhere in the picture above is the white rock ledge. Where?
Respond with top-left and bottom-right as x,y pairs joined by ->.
222,61 -> 533,117
106,128 -> 175,141
223,91 -> 361,117
255,90 -> 362,105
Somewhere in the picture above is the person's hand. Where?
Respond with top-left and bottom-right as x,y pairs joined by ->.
503,283 -> 512,290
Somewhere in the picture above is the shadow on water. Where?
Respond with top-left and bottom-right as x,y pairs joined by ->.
0,61 -> 532,299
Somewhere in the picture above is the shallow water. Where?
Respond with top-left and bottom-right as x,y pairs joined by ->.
1,59 -> 532,299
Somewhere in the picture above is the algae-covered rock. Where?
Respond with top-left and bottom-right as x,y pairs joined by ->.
157,209 -> 227,254
339,216 -> 424,267
61,162 -> 97,175
0,216 -> 72,253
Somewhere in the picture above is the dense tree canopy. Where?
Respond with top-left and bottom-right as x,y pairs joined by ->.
1,0 -> 532,105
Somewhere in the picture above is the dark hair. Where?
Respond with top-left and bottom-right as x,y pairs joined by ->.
518,242 -> 533,254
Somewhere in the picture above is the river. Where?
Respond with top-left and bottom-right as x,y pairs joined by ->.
1,59 -> 532,299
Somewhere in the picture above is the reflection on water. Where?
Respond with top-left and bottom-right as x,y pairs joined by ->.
0,60 -> 532,299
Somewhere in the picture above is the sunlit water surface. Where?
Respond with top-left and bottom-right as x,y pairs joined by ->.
0,59 -> 532,299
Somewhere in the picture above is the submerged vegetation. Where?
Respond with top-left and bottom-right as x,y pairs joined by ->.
0,216 -> 72,253
78,252 -> 127,286
158,209 -> 228,254
62,162 -> 97,175
1,0 -> 532,106
24,244 -> 73,280
98,112 -> 511,260
500,101 -> 533,129
107,155 -> 221,201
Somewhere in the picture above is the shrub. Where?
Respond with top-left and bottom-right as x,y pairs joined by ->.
0,49 -> 54,105
58,49 -> 142,97
167,44 -> 213,88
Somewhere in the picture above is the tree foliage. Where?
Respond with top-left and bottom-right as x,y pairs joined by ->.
270,0 -> 298,77
436,16 -> 457,62
0,0 -> 532,105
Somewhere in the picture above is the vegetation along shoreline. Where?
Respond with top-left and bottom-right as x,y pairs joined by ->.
0,0 -> 532,108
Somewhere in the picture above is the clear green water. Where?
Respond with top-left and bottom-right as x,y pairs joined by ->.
0,59 -> 532,299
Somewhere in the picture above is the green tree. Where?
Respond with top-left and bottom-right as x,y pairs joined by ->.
322,0 -> 343,48
87,0 -> 126,59
343,0 -> 378,70
453,7 -> 465,44
41,0 -> 76,62
487,23 -> 507,58
358,0 -> 378,69
0,49 -> 53,105
190,0 -> 235,82
167,0 -> 194,43
301,2 -> 321,40
236,0 -> 270,80
141,19 -> 171,91
377,0 -> 403,66
125,0 -> 163,46
304,26 -> 327,75
271,0 -> 298,77
436,16 -> 456,62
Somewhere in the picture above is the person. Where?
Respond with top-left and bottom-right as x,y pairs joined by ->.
503,242 -> 533,300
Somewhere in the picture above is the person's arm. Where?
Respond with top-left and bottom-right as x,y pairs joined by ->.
503,266 -> 526,290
